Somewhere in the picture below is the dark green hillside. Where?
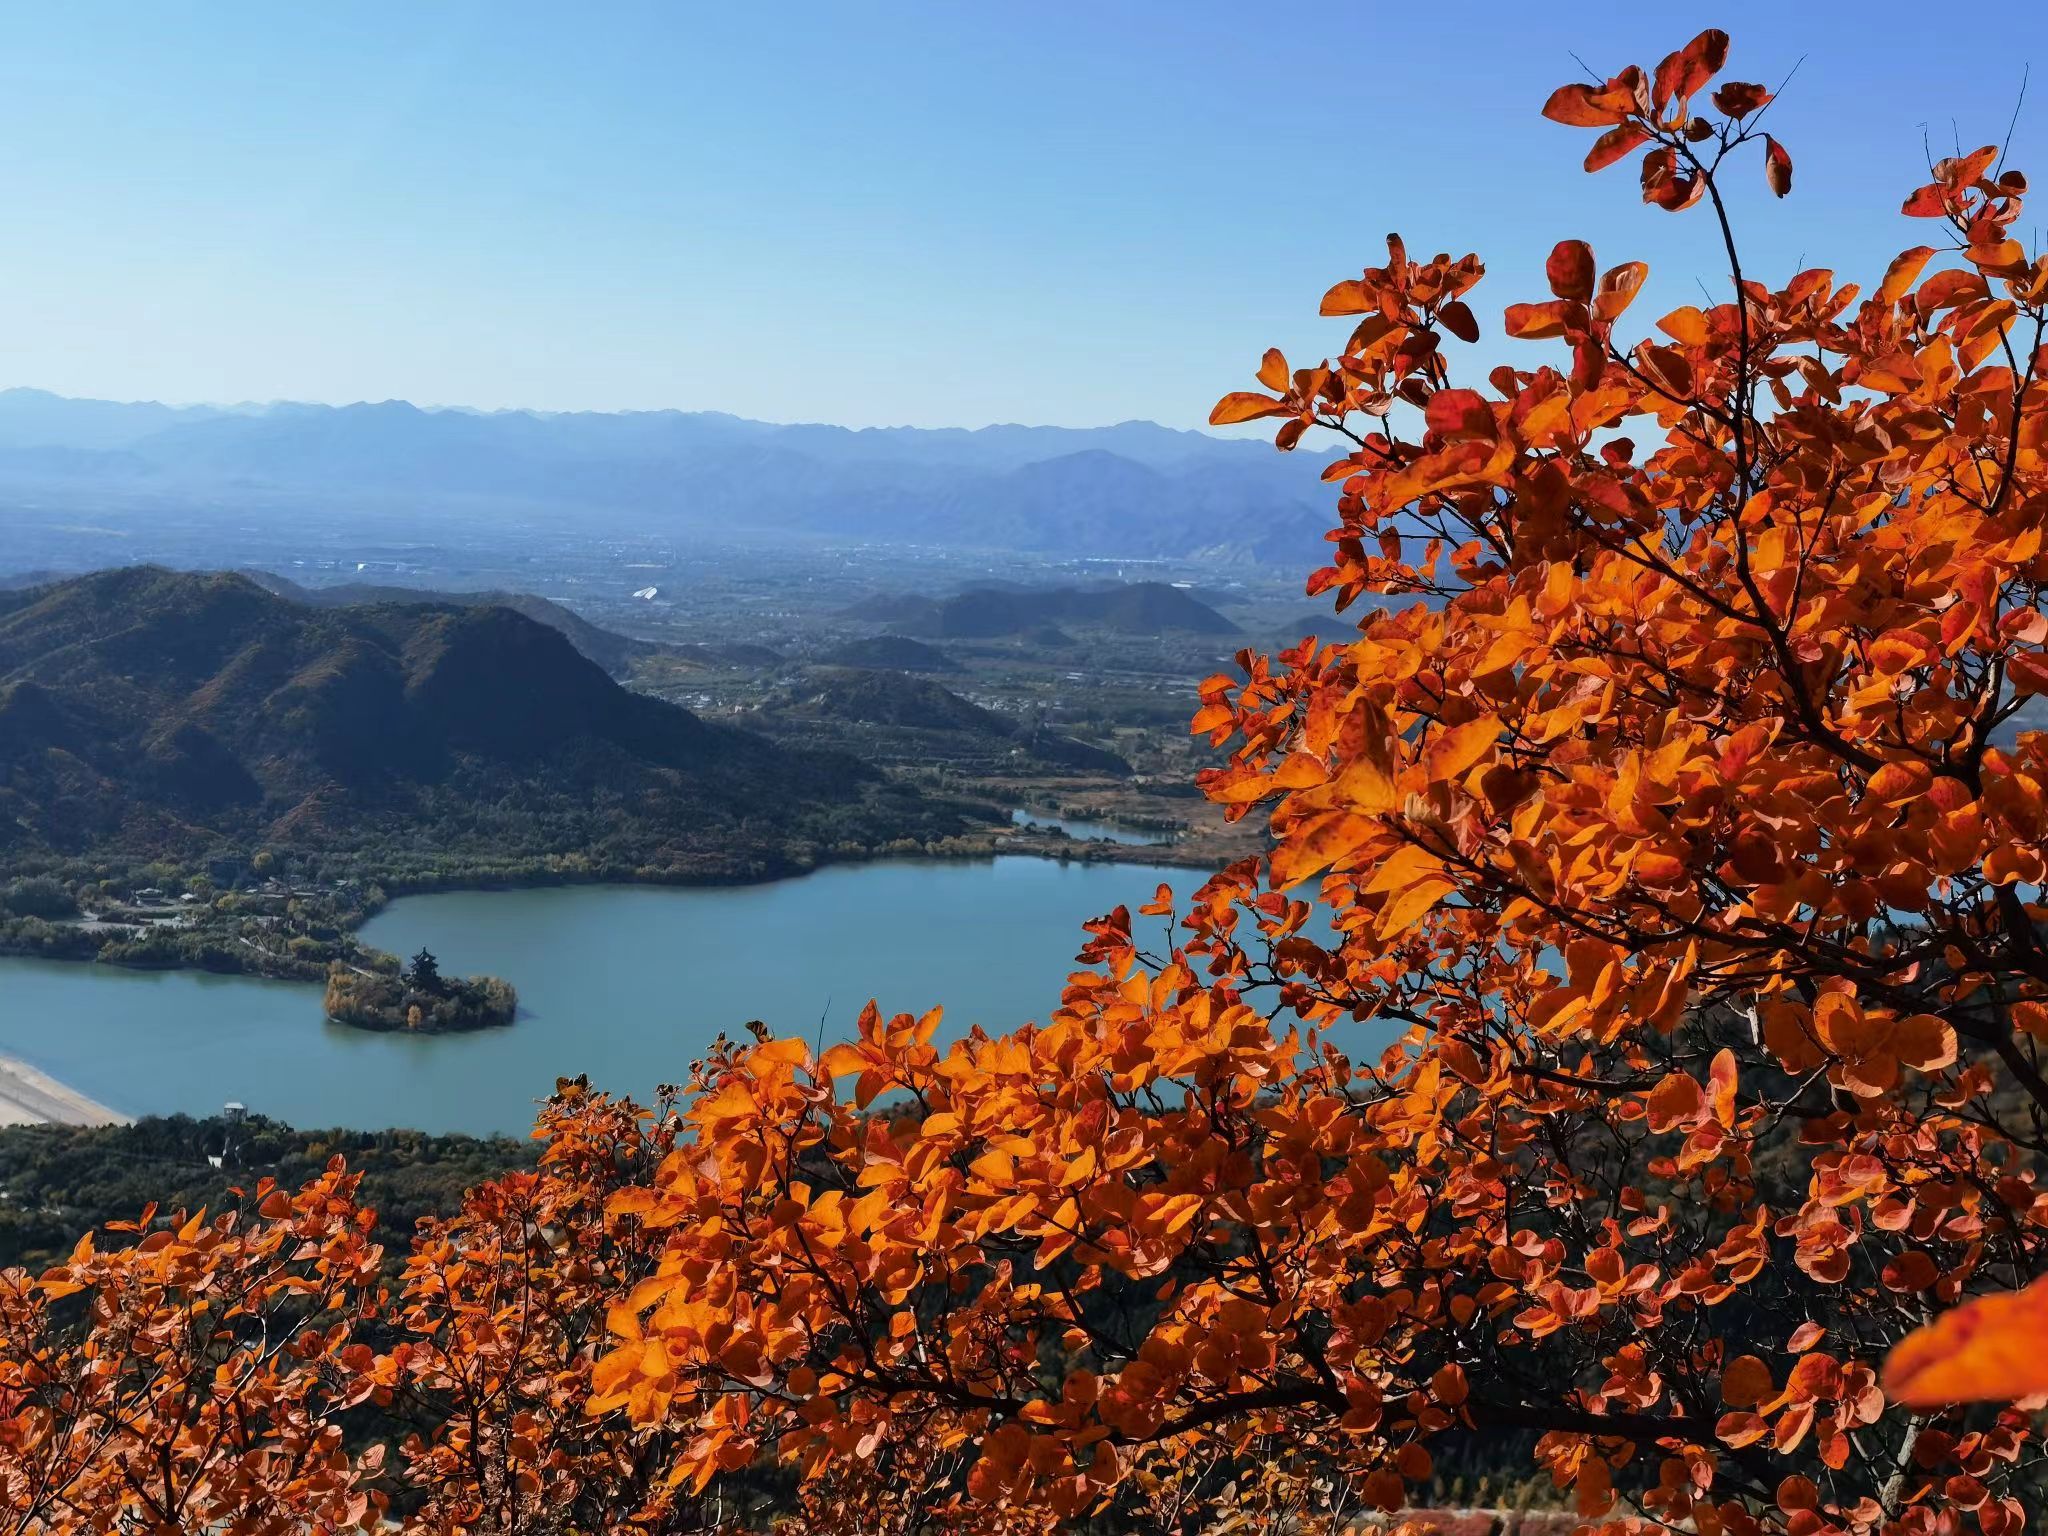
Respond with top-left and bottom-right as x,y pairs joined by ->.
759,666 -> 1130,777
252,572 -> 656,677
0,567 -> 977,879
820,633 -> 959,672
775,667 -> 1009,734
1064,582 -> 1239,636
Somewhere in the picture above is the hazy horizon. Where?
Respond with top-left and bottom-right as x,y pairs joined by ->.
0,382 -> 1254,437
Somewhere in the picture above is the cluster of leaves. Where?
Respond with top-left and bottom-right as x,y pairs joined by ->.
9,28 -> 2048,1536
573,28 -> 2048,1535
0,1113 -> 533,1272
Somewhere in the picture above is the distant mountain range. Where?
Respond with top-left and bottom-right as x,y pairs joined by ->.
0,388 -> 1333,564
0,568 -> 970,874
840,581 -> 1239,638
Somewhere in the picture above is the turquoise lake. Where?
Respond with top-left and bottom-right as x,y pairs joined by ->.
0,856 -> 1200,1136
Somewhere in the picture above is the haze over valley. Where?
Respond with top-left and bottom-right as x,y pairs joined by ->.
0,383 -> 1320,1132
0,386 -> 1334,572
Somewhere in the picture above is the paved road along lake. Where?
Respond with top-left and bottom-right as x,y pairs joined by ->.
0,856 -> 1205,1136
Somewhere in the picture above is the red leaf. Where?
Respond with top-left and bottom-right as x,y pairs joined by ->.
1438,300 -> 1480,343
1712,81 -> 1772,117
1764,136 -> 1793,198
1545,240 -> 1596,302
2008,650 -> 2048,696
1424,388 -> 1494,441
1542,68 -> 1645,129
1653,29 -> 1729,110
1640,146 -> 1702,211
1584,123 -> 1649,173
1901,183 -> 1952,218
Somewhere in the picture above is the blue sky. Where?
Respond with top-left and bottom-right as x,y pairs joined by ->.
0,0 -> 2036,428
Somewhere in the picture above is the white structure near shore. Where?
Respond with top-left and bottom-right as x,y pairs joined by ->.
0,1053 -> 130,1127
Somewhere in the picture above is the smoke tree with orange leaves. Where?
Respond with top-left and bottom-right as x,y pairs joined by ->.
579,27 -> 2048,1534
0,1162 -> 390,1533
10,24 -> 2048,1536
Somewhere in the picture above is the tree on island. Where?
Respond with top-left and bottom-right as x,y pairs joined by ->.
10,27 -> 2048,1535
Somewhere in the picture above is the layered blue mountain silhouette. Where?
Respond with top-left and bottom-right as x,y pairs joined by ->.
0,389 -> 1332,563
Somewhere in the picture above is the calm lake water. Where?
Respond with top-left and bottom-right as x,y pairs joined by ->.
0,857 -> 1197,1136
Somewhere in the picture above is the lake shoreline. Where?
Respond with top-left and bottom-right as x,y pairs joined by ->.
0,825 -> 1231,1002
0,856 -> 1213,1135
0,1052 -> 132,1128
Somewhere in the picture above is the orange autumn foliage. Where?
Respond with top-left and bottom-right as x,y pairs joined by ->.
1885,1274 -> 2048,1408
10,26 -> 2048,1536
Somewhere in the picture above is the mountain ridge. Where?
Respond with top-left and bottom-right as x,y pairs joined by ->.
246,571 -> 660,678
0,388 -> 1332,564
0,567 -> 968,876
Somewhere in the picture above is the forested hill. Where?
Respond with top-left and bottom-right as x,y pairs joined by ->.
0,567 -> 976,877
249,571 -> 658,677
759,668 -> 1133,777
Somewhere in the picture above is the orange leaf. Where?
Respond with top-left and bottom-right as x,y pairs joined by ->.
1722,1355 -> 1773,1407
1210,391 -> 1289,426
1708,1047 -> 1738,1127
1878,246 -> 1935,307
1886,1277 -> 2048,1405
1378,874 -> 1457,936
1593,261 -> 1649,323
1504,300 -> 1574,339
1657,305 -> 1710,346
1645,1071 -> 1703,1132
1422,713 -> 1501,782
1321,278 -> 1373,315
1271,811 -> 1379,889
1542,82 -> 1627,128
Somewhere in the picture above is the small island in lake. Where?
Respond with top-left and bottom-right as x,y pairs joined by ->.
323,949 -> 516,1033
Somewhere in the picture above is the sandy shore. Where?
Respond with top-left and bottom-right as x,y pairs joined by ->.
0,1053 -> 130,1127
